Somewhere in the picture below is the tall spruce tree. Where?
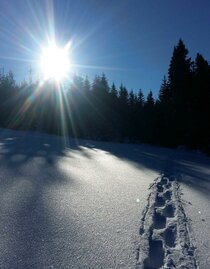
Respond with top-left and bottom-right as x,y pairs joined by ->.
118,84 -> 129,140
190,53 -> 210,148
128,90 -> 137,141
168,39 -> 192,145
109,83 -> 119,138
144,91 -> 155,143
157,76 -> 174,146
136,89 -> 145,142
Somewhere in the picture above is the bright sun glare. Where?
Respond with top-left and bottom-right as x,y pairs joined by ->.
39,41 -> 71,82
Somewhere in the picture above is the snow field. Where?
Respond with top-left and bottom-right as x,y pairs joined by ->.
0,128 -> 210,268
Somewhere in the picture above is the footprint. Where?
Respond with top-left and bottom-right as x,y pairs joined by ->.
163,190 -> 172,200
164,182 -> 172,189
168,176 -> 175,182
157,184 -> 164,193
160,177 -> 168,185
164,227 -> 176,248
138,175 -> 197,269
153,211 -> 166,229
155,195 -> 165,207
144,240 -> 165,269
163,204 -> 175,218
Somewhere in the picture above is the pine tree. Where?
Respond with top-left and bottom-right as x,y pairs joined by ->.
100,73 -> 110,95
79,76 -> 91,137
118,84 -> 129,140
137,89 -> 145,107
190,53 -> 210,147
157,76 -> 175,146
146,90 -> 154,107
90,74 -> 111,139
83,76 -> 91,95
168,39 -> 192,145
136,89 -> 145,142
158,76 -> 171,104
144,91 -> 155,143
127,90 -> 136,141
110,83 -> 118,99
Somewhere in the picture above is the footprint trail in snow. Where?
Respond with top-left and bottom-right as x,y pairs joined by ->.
136,175 -> 198,269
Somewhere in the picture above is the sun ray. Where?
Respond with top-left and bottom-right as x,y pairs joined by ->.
73,63 -> 133,72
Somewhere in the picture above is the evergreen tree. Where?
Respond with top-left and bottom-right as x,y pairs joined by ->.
110,83 -> 118,100
145,90 -> 154,108
100,73 -> 110,95
109,83 -> 119,138
118,84 -> 128,140
189,53 -> 210,148
158,75 -> 171,104
144,91 -> 155,143
119,84 -> 128,105
90,74 -> 111,139
137,89 -> 145,107
80,76 -> 91,137
168,39 -> 192,145
127,90 -> 137,141
83,76 -> 91,97
157,76 -> 174,146
0,71 -> 17,126
136,89 -> 145,142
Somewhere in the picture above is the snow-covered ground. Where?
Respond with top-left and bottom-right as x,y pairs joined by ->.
0,128 -> 209,269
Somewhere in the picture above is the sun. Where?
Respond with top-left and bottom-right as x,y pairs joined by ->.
39,41 -> 71,82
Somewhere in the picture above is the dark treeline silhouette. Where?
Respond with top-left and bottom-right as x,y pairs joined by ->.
0,39 -> 209,151
157,39 -> 210,149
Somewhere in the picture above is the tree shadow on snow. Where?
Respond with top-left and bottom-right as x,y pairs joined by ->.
80,138 -> 210,199
0,129 -> 88,269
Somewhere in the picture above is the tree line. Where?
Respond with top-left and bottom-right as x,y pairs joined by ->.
0,39 -> 209,151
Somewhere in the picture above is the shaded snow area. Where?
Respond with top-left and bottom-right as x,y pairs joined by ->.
0,129 -> 209,269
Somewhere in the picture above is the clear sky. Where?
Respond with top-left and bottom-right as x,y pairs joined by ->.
0,0 -> 210,96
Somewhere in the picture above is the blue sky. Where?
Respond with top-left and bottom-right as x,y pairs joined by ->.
0,0 -> 210,96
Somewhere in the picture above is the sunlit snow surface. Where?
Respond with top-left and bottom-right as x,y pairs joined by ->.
0,128 -> 209,269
